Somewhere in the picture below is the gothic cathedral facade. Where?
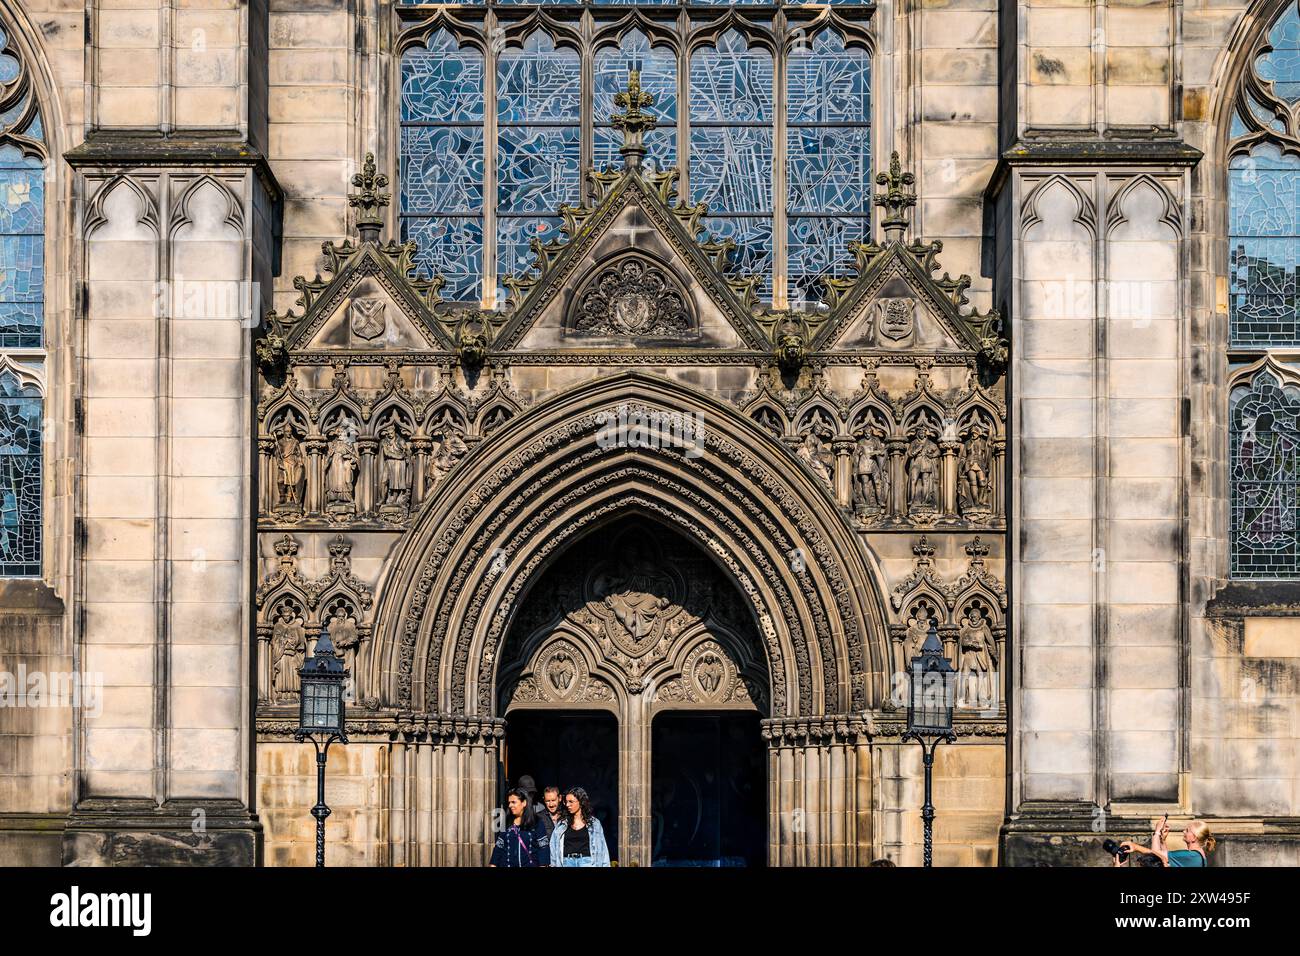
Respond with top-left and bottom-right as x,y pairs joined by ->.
0,0 -> 1298,866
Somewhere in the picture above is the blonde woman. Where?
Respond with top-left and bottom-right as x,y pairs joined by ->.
1122,819 -> 1216,867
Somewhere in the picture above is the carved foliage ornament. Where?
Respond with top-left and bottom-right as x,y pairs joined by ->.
572,257 -> 693,338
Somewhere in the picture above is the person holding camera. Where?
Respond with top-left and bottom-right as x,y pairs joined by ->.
1119,818 -> 1215,867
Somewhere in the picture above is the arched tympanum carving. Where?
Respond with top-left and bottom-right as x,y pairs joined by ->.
498,519 -> 768,710
367,372 -> 890,719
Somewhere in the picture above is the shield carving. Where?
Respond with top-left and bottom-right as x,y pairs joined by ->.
350,297 -> 387,341
877,297 -> 915,341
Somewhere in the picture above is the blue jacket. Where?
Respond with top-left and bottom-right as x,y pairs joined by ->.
550,816 -> 611,867
490,818 -> 551,868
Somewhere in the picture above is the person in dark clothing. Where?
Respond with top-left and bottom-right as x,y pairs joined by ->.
490,788 -> 551,868
538,785 -> 563,839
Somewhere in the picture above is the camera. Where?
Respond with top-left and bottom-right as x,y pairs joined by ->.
1102,838 -> 1129,862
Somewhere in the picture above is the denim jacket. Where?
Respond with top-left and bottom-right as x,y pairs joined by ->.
549,816 -> 611,867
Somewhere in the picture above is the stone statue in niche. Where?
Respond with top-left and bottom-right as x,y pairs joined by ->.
326,604 -> 362,679
324,414 -> 360,515
378,420 -> 412,515
957,422 -> 993,516
796,410 -> 835,489
427,413 -> 468,486
957,607 -> 998,708
904,612 -> 932,662
271,605 -> 306,701
273,419 -> 307,512
906,421 -> 940,514
852,426 -> 889,514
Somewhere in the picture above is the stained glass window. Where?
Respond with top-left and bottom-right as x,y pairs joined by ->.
396,16 -> 872,304
689,30 -> 774,292
400,30 -> 485,301
786,30 -> 870,305
1229,147 -> 1300,347
594,31 -> 677,173
497,32 -> 581,294
1231,371 -> 1300,578
0,25 -> 44,578
1257,3 -> 1300,105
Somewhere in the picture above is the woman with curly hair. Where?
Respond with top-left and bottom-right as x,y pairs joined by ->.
549,786 -> 610,867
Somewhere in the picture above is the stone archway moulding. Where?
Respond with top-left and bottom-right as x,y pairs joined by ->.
370,371 -> 891,719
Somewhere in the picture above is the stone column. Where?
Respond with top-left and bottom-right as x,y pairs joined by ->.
940,440 -> 960,522
832,439 -> 855,508
305,438 -> 326,515
357,438 -> 379,518
887,440 -> 907,521
762,716 -> 870,866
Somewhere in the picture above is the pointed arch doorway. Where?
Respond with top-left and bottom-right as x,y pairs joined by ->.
498,517 -> 769,867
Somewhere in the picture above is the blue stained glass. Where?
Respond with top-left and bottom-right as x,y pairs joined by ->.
595,127 -> 677,173
399,33 -> 485,292
401,127 -> 484,214
689,127 -> 773,212
703,216 -> 772,293
497,216 -> 565,293
1231,371 -> 1300,578
0,371 -> 41,577
788,215 -> 868,304
0,166 -> 44,235
787,33 -> 870,124
0,236 -> 43,301
405,217 -> 483,302
1230,147 -> 1300,346
786,127 -> 871,213
498,126 -> 581,213
688,31 -> 773,123
401,34 -> 484,123
1257,5 -> 1300,105
497,34 -> 581,124
595,32 -> 678,121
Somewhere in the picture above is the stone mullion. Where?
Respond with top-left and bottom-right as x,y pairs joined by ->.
305,439 -> 326,515
483,11 -> 500,308
773,15 -> 788,308
677,10 -> 690,202
580,13 -> 594,205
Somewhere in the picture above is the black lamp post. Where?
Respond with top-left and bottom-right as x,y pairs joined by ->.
295,627 -> 348,868
901,621 -> 956,867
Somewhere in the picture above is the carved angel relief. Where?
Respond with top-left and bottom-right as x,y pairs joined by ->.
571,257 -> 693,338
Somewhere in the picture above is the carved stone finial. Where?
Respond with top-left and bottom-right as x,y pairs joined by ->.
349,152 -> 390,244
874,151 -> 916,242
611,69 -> 657,172
913,535 -> 936,561
965,536 -> 990,561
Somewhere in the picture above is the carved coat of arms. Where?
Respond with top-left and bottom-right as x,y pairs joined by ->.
350,297 -> 387,341
876,297 -> 916,341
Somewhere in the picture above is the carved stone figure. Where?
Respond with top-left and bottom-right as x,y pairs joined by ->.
427,417 -> 468,485
378,421 -> 412,513
324,416 -> 360,513
906,424 -> 941,512
271,606 -> 306,701
957,608 -> 998,707
957,423 -> 992,514
593,542 -> 673,645
852,427 -> 889,513
905,613 -> 932,662
696,651 -> 725,695
327,605 -> 362,678
797,411 -> 835,488
273,420 -> 306,510
547,649 -> 577,695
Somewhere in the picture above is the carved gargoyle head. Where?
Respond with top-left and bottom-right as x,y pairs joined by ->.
772,312 -> 809,375
457,313 -> 492,370
255,327 -> 288,377
977,333 -> 1009,384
